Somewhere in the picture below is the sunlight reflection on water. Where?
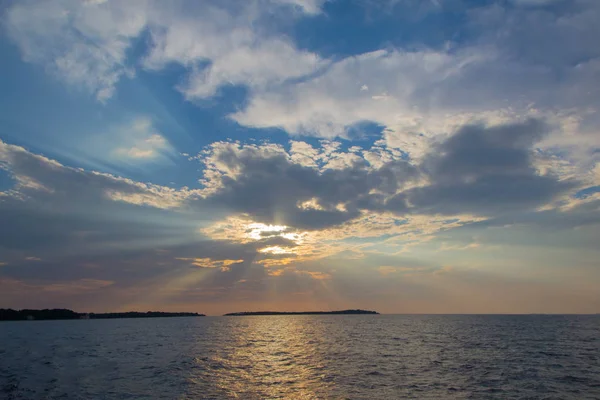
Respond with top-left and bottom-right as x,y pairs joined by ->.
195,316 -> 331,398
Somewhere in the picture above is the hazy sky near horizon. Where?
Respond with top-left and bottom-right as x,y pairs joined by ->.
1,0 -> 599,314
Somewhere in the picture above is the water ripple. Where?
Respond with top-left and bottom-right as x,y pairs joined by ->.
1,315 -> 599,399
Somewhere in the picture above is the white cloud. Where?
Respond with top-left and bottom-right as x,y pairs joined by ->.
180,40 -> 322,99
230,48 -> 490,151
289,140 -> 320,168
111,117 -> 174,162
197,141 -> 290,195
0,139 -> 197,211
175,257 -> 243,270
142,2 -> 324,99
4,0 -> 148,101
593,164 -> 600,185
270,0 -> 326,14
510,0 -> 560,5
4,0 -> 325,102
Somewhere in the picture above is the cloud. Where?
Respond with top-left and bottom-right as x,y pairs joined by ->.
0,0 -> 599,315
7,0 -> 598,184
231,48 -> 483,142
110,117 -> 175,163
140,0 -> 325,100
270,0 -> 326,14
4,0 -> 325,102
6,0 -> 599,162
0,277 -> 114,295
0,138 -> 208,260
231,40 -> 598,154
510,0 -> 560,5
377,266 -> 398,275
297,270 -> 331,280
402,119 -> 578,216
41,278 -> 114,293
0,116 -> 588,271
225,0 -> 600,171
197,140 -> 419,229
194,119 -> 580,231
175,257 -> 244,270
472,0 -> 600,69
0,139 -> 337,285
0,144 -> 270,312
0,133 -> 598,313
0,139 -> 196,212
376,265 -> 432,275
4,0 -> 147,101
173,37 -> 322,100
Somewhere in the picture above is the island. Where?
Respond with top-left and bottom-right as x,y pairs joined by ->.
0,308 -> 205,321
224,309 -> 379,316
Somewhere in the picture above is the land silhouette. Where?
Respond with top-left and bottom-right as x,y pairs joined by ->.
0,308 -> 204,321
0,308 -> 379,320
224,309 -> 379,316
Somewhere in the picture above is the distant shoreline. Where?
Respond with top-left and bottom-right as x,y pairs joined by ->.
0,308 -> 205,321
223,309 -> 379,316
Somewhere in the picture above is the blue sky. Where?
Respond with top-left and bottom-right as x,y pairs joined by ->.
0,0 -> 599,314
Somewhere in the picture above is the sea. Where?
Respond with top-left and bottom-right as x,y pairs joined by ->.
1,315 -> 599,399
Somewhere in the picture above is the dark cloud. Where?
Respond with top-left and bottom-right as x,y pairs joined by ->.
402,119 -> 577,215
205,146 -> 419,229
465,196 -> 600,233
407,174 -> 571,216
471,0 -> 600,69
0,159 -> 206,252
194,119 -> 583,226
427,119 -> 547,178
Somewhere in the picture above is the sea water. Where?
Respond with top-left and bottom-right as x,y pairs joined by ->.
1,315 -> 599,399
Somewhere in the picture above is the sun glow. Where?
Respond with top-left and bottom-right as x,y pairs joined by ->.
201,216 -> 366,269
259,246 -> 294,255
247,223 -> 287,240
244,223 -> 310,246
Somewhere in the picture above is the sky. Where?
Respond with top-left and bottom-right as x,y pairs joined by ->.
0,0 -> 599,315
